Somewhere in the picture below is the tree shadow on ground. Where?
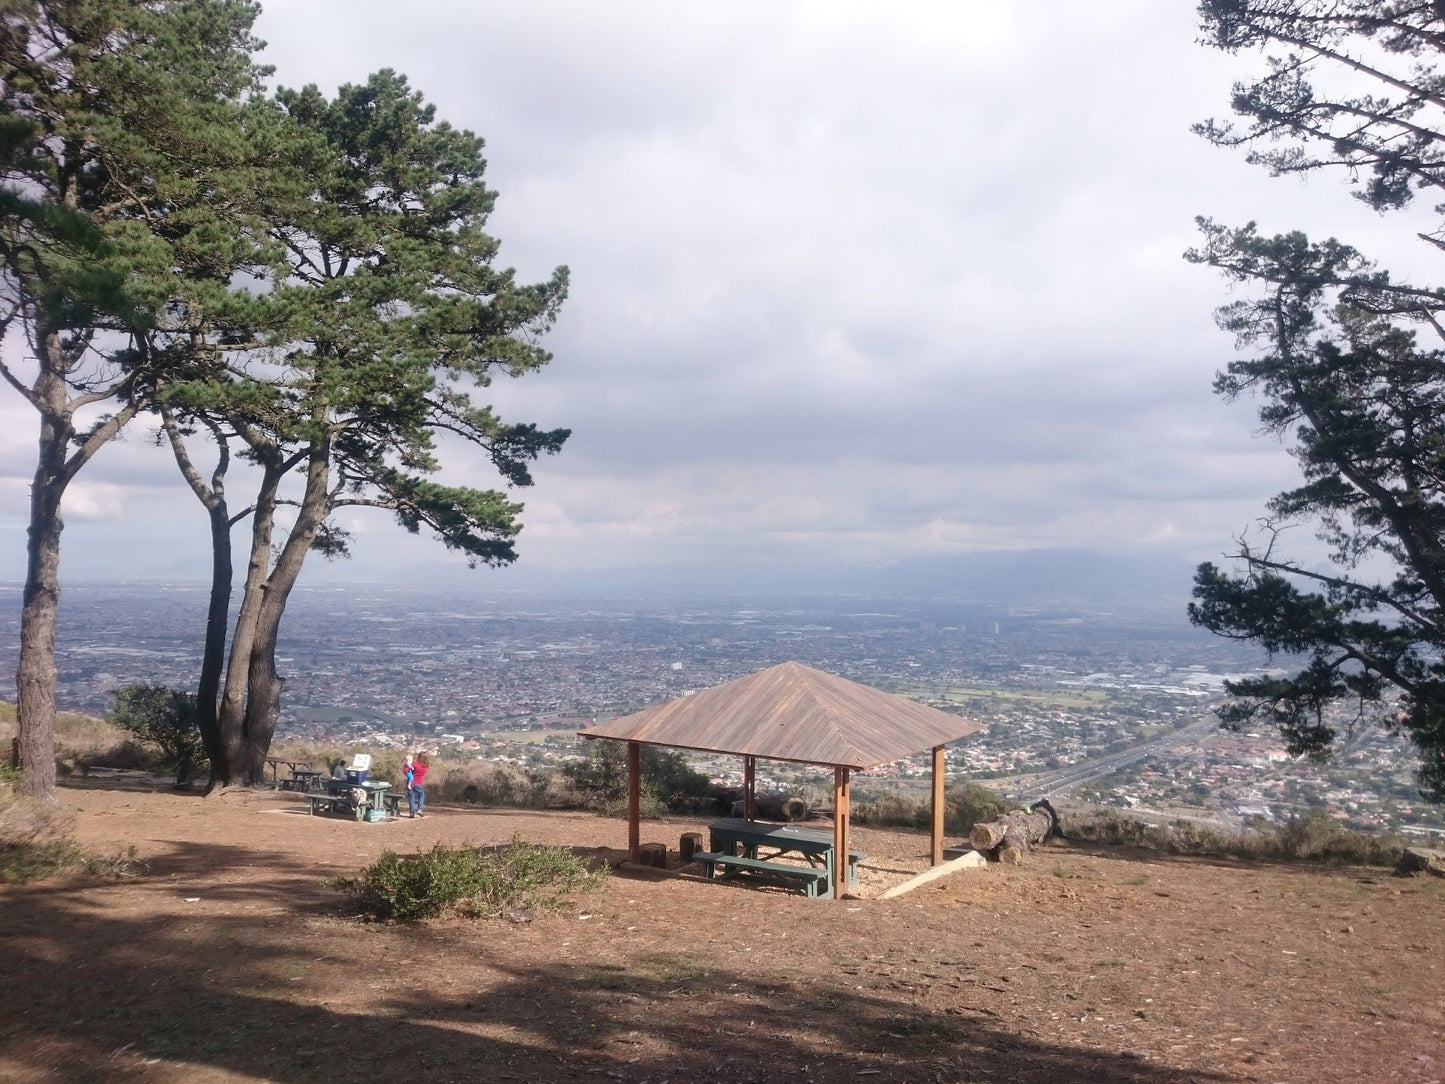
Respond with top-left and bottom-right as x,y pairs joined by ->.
0,844 -> 1237,1084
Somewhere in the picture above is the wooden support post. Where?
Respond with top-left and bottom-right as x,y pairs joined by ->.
743,755 -> 756,820
627,741 -> 641,864
832,766 -> 851,900
930,744 -> 946,866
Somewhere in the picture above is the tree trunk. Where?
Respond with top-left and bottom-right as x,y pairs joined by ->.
216,463 -> 283,785
161,409 -> 238,791
13,321 -> 140,803
196,500 -> 233,787
968,800 -> 1060,863
16,464 -> 65,804
233,436 -> 330,785
15,328 -> 72,805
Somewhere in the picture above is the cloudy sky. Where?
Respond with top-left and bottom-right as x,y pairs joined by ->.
0,1 -> 1433,581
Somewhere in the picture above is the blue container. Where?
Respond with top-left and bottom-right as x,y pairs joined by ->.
345,769 -> 369,784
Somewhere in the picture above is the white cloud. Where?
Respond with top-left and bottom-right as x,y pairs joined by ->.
0,0 -> 1429,581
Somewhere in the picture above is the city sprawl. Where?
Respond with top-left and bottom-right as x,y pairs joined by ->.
4,581 -> 1440,838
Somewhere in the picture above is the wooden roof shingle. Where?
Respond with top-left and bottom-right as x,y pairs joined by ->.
577,660 -> 983,769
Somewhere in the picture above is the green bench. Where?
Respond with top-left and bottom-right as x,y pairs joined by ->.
307,791 -> 405,819
307,793 -> 360,818
693,851 -> 832,898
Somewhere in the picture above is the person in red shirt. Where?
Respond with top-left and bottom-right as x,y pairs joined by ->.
405,753 -> 429,818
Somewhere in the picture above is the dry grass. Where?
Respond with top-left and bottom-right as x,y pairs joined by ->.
0,701 -> 126,766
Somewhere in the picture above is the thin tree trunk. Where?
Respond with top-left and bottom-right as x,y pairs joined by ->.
217,462 -> 283,783
236,440 -> 330,784
15,322 -> 75,804
161,408 -> 239,790
14,327 -> 137,801
16,447 -> 65,804
197,499 -> 233,787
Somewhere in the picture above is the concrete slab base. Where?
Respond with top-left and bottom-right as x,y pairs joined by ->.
878,850 -> 987,899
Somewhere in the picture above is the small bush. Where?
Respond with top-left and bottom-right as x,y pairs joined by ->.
1266,811 -> 1400,865
337,835 -> 607,922
440,762 -> 582,809
564,743 -> 720,816
600,779 -> 668,820
851,783 -> 1011,835
78,740 -> 162,774
1069,808 -> 1404,867
109,684 -> 206,786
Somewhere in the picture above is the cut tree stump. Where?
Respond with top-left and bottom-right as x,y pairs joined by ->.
679,831 -> 704,863
969,800 -> 1060,864
638,842 -> 667,869
1396,845 -> 1445,878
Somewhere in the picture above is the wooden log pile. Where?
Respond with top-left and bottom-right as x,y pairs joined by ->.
968,800 -> 1060,865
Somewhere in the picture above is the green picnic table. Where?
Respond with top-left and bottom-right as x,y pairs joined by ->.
699,818 -> 865,898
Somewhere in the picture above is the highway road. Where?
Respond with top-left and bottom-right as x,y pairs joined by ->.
1004,715 -> 1221,802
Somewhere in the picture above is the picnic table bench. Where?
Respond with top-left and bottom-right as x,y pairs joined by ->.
707,818 -> 866,889
307,792 -> 361,819
264,757 -> 312,785
693,851 -> 833,897
280,769 -> 323,793
305,784 -> 404,821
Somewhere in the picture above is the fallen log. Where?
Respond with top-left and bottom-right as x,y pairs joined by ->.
969,800 -> 1060,864
1395,845 -> 1445,878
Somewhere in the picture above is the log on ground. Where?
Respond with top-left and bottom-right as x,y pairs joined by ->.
1396,845 -> 1445,878
969,799 -> 1060,864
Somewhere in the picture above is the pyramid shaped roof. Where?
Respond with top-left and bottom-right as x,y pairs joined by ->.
578,661 -> 983,769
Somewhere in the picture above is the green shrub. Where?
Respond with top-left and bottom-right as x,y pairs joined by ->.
1266,811 -> 1400,865
564,743 -> 720,815
851,783 -> 1011,835
600,779 -> 668,820
108,684 -> 206,786
78,739 -> 163,775
338,835 -> 607,922
1069,807 -> 1403,867
440,762 -> 583,809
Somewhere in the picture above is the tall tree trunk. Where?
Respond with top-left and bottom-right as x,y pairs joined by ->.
197,499 -> 233,787
15,326 -> 74,804
217,462 -> 283,784
13,325 -> 139,803
16,424 -> 67,804
236,441 -> 330,784
161,409 -> 240,791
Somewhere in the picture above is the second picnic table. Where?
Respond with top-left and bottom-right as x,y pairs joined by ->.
700,818 -> 864,898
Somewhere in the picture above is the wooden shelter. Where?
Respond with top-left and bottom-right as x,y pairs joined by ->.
577,660 -> 984,899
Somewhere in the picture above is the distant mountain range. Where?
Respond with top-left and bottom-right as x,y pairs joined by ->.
377,548 -> 1202,607
8,543 -> 1203,611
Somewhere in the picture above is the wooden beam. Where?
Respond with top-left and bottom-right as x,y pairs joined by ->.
743,755 -> 756,820
930,744 -> 946,866
627,740 -> 640,864
832,766 -> 851,900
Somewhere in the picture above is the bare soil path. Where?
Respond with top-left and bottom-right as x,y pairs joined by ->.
1,782 -> 1441,1083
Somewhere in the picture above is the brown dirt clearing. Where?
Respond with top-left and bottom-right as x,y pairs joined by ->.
1,782 -> 1442,1083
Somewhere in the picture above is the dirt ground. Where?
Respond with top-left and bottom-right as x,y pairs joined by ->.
1,781 -> 1442,1084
